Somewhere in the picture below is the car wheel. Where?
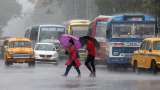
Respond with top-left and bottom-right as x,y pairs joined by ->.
28,61 -> 35,67
5,61 -> 12,66
133,60 -> 139,73
151,60 -> 157,74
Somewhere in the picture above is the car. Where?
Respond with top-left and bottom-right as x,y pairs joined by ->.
39,39 -> 61,51
3,37 -> 35,67
131,38 -> 160,74
34,43 -> 59,63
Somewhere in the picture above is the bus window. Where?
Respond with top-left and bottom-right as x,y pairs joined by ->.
112,24 -> 132,38
96,21 -> 107,38
134,24 -> 155,38
71,26 -> 89,37
39,26 -> 65,42
145,41 -> 151,50
30,26 -> 39,42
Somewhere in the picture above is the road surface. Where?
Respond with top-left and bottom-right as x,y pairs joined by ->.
0,60 -> 160,90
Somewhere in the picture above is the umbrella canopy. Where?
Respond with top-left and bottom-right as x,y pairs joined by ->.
79,36 -> 100,48
58,34 -> 81,49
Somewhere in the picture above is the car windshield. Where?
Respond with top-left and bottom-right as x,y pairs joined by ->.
9,41 -> 31,48
39,26 -> 65,42
35,44 -> 55,51
72,26 -> 89,37
153,41 -> 160,50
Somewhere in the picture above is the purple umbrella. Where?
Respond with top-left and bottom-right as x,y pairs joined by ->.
58,34 -> 81,49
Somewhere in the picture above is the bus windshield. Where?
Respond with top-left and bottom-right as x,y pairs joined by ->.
134,24 -> 155,38
96,21 -> 107,38
112,24 -> 155,38
39,26 -> 64,42
112,24 -> 132,38
9,41 -> 31,48
72,26 -> 88,37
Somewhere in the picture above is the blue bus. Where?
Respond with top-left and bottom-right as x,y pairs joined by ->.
105,13 -> 156,66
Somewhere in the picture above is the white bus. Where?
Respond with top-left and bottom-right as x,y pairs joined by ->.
24,24 -> 65,46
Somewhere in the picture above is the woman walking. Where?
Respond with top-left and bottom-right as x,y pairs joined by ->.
85,38 -> 96,77
63,39 -> 81,77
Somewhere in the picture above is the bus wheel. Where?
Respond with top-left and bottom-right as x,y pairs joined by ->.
151,60 -> 157,74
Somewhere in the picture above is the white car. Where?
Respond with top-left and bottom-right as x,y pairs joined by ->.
34,43 -> 59,63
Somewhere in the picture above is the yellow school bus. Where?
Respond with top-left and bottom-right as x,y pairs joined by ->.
3,37 -> 35,66
66,19 -> 90,58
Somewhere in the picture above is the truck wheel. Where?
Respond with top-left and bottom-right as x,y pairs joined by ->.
151,60 -> 157,74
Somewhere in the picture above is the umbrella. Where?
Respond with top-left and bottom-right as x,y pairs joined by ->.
58,34 -> 81,49
79,36 -> 100,48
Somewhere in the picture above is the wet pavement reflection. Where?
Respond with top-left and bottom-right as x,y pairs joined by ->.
0,60 -> 160,90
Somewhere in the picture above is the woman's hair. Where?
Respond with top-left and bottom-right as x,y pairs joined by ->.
69,39 -> 74,45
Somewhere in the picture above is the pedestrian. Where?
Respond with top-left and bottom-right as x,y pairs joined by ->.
85,38 -> 96,77
62,39 -> 81,77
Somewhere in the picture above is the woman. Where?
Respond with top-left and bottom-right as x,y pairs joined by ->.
63,39 -> 81,77
85,38 -> 96,77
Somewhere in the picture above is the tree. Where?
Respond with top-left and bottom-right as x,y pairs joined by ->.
143,0 -> 160,17
95,0 -> 160,17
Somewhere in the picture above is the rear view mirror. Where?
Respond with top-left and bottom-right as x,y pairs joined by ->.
149,48 -> 152,52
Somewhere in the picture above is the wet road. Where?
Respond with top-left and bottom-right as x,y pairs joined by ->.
0,60 -> 160,90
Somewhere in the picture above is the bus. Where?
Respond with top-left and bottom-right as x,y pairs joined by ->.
66,19 -> 90,58
88,15 -> 112,63
89,13 -> 156,66
25,24 -> 65,46
66,19 -> 90,37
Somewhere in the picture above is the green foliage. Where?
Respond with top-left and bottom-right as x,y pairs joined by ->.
95,0 -> 160,17
143,0 -> 160,17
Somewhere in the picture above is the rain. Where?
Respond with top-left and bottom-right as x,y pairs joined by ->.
0,0 -> 160,90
